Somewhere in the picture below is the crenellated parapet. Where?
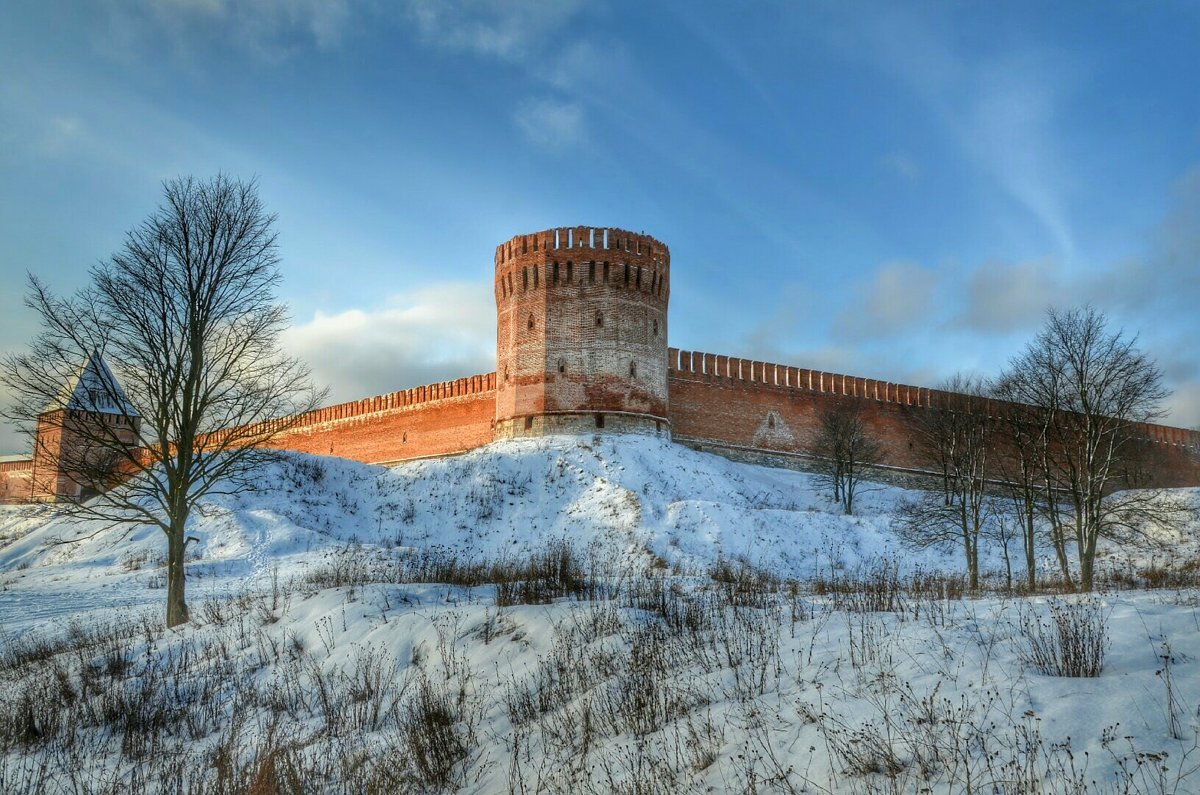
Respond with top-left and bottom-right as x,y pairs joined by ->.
494,226 -> 669,307
668,348 -> 934,408
274,373 -> 497,433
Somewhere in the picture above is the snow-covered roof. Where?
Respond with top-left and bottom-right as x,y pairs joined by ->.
50,351 -> 139,417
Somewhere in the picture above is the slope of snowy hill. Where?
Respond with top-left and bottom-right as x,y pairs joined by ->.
0,435 -> 972,635
2,435 -> 1200,794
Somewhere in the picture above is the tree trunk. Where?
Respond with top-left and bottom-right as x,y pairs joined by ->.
1079,526 -> 1098,592
1023,500 -> 1036,591
166,526 -> 189,627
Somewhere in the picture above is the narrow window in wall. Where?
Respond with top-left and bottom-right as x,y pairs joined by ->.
528,315 -> 535,330
566,262 -> 573,282
589,262 -> 596,283
508,273 -> 514,294
522,268 -> 528,291
532,265 -> 538,288
636,267 -> 642,289
595,413 -> 605,428
624,264 -> 630,286
524,416 -> 533,430
558,359 -> 566,374
596,312 -> 604,327
553,262 -> 559,285
603,262 -> 610,282
533,236 -> 538,251
629,362 -> 637,377
768,415 -> 776,429
652,319 -> 659,337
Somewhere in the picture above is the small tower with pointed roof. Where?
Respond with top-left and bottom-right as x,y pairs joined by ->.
31,351 -> 141,502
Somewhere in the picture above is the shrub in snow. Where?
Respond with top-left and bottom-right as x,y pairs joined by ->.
1018,597 -> 1109,677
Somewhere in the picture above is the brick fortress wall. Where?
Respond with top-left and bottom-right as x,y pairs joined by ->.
666,348 -> 1200,488
266,373 -> 497,465
0,460 -> 33,503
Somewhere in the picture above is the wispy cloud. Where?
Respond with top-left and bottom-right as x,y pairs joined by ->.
958,259 -> 1059,333
98,0 -> 355,61
513,98 -> 585,149
403,0 -> 584,63
830,7 -> 1079,260
833,261 -> 938,342
881,151 -> 920,182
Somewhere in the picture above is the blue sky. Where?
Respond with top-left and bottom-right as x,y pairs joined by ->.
2,1 -> 1198,453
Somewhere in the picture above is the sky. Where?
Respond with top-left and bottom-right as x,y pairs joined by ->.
1,0 -> 1198,454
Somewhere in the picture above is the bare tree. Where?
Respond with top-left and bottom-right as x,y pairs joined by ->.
899,374 -> 993,591
990,378 -> 1057,589
999,306 -> 1173,591
812,400 -> 881,515
1,175 -> 324,627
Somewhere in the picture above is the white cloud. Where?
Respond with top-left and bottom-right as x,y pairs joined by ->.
282,282 -> 496,404
513,98 -> 585,149
1163,382 -> 1200,430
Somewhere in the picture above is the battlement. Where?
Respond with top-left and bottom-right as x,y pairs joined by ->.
669,348 -> 933,407
494,227 -> 669,305
495,226 -> 668,267
284,372 -> 497,432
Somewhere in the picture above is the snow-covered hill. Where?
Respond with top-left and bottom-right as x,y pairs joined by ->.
2,436 -> 1200,793
0,435 -> 965,634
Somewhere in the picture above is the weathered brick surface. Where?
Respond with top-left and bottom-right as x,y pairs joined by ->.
666,347 -> 1200,488
267,375 -> 497,464
494,227 -> 670,436
0,460 -> 33,502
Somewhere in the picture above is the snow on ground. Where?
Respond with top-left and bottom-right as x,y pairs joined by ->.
2,435 -> 1200,793
0,435 -> 971,637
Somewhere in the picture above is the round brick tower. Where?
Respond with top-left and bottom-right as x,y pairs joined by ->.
494,226 -> 670,438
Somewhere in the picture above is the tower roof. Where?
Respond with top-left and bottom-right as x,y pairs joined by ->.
50,351 -> 139,417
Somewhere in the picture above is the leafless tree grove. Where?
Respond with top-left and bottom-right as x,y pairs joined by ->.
900,374 -> 993,592
1,175 -> 324,626
813,401 -> 881,515
996,306 -> 1176,592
